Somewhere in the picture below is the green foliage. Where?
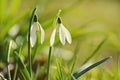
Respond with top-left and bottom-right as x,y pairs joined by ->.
14,52 -> 31,80
0,0 -> 119,80
56,58 -> 63,80
70,56 -> 111,80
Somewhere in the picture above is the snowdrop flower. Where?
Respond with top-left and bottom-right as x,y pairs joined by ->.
50,17 -> 72,46
30,15 -> 45,47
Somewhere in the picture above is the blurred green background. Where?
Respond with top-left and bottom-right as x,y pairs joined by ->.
0,0 -> 120,80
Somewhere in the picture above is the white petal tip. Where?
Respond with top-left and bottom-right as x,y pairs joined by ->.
50,28 -> 57,46
37,22 -> 45,44
61,43 -> 65,45
68,38 -> 72,44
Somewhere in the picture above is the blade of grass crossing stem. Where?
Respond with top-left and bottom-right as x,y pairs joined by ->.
83,38 -> 106,64
20,71 -> 27,80
13,47 -> 21,80
14,52 -> 31,80
28,8 -> 36,77
68,40 -> 80,79
70,56 -> 111,80
70,40 -> 80,73
68,56 -> 77,80
7,40 -> 13,80
70,56 -> 77,74
56,58 -> 63,80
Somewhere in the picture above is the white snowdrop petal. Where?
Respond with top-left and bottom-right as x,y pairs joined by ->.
61,24 -> 72,44
8,24 -> 19,37
38,23 -> 45,44
50,28 -> 57,46
30,23 -> 37,47
30,33 -> 36,47
30,23 -> 37,36
59,24 -> 66,45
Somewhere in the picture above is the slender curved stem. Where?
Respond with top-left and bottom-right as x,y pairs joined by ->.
28,8 -> 36,78
47,46 -> 52,80
7,41 -> 13,80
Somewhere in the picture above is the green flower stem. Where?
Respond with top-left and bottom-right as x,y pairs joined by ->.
7,41 -> 12,80
46,10 -> 61,80
31,34 -> 38,64
47,46 -> 52,80
28,8 -> 36,77
13,63 -> 18,80
7,64 -> 11,80
53,10 -> 61,28
13,48 -> 21,80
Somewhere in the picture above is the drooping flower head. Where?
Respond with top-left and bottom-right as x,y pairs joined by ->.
30,15 -> 45,47
50,17 -> 72,46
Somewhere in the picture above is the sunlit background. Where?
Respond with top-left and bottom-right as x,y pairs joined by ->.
0,0 -> 120,80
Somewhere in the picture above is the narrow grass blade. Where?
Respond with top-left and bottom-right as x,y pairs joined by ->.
13,63 -> 18,80
56,58 -> 63,80
83,38 -> 106,64
70,56 -> 77,74
14,52 -> 31,80
13,47 -> 21,80
47,46 -> 52,80
7,40 -> 13,80
70,40 -> 80,63
69,40 -> 80,77
70,56 -> 111,80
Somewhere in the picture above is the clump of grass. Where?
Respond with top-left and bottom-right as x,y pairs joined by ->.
0,7 -> 112,80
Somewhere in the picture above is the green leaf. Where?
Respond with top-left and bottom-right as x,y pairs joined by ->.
70,56 -> 111,80
68,40 -> 80,79
14,52 -> 31,80
7,40 -> 13,80
13,47 -> 21,80
56,58 -> 63,80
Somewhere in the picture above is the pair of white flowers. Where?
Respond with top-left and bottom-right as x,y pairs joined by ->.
30,15 -> 72,47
